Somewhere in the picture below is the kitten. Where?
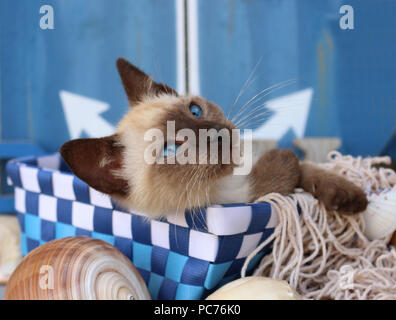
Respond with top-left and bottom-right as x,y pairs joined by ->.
60,58 -> 368,218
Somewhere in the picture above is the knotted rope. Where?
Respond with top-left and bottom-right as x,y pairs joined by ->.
242,151 -> 396,300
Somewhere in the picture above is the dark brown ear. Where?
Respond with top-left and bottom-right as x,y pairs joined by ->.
60,135 -> 128,196
116,57 -> 178,105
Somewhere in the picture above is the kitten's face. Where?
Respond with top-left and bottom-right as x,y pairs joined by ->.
61,58 -> 237,217
117,94 -> 236,215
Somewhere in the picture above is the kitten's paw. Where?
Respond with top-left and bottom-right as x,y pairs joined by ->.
250,149 -> 301,199
307,174 -> 368,215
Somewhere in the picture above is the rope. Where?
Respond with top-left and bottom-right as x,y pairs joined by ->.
241,151 -> 396,300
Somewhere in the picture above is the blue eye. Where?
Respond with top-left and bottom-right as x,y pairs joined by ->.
189,104 -> 203,118
162,143 -> 179,157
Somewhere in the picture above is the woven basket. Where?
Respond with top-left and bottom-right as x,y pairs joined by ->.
6,153 -> 277,300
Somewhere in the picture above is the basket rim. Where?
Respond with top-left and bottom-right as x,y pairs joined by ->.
7,153 -> 276,236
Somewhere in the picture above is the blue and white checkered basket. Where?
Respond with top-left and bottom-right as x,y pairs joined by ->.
6,153 -> 277,300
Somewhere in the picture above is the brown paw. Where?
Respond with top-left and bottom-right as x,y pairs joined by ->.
300,164 -> 368,215
250,149 -> 301,199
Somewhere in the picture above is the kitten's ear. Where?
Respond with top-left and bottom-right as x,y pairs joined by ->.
116,58 -> 178,105
60,135 -> 129,196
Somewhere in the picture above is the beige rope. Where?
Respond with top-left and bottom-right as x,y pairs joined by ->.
242,151 -> 396,300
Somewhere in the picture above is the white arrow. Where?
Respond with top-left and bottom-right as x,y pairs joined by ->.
60,90 -> 116,139
252,88 -> 313,140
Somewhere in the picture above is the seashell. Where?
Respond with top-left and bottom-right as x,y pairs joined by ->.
0,215 -> 22,283
206,276 -> 302,300
362,188 -> 396,241
5,236 -> 151,300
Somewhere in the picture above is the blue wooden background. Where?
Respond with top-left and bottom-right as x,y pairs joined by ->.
198,0 -> 396,156
1,0 -> 396,198
0,0 -> 177,152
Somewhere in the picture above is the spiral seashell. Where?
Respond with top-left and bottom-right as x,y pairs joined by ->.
4,236 -> 151,300
206,277 -> 302,300
362,188 -> 396,240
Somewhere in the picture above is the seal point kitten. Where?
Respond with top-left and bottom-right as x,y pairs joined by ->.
60,58 -> 368,218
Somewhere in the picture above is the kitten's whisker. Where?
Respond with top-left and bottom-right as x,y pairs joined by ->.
234,103 -> 270,127
200,170 -> 209,230
175,169 -> 191,214
227,57 -> 263,120
202,172 -> 210,232
239,104 -> 298,129
187,166 -> 201,215
239,120 -> 270,129
234,100 -> 274,127
203,169 -> 210,206
191,167 -> 203,206
232,79 -> 296,125
233,84 -> 296,128
236,113 -> 272,129
183,167 -> 198,230
233,84 -> 291,126
231,80 -> 293,123
197,169 -> 203,199
176,170 -> 190,208
190,168 -> 204,230
237,103 -> 293,128
187,167 -> 199,205
174,167 -> 197,247
231,79 -> 296,124
182,167 -> 196,210
227,72 -> 265,120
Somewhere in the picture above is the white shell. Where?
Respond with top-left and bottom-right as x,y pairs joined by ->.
206,277 -> 302,300
362,188 -> 396,240
0,215 -> 22,283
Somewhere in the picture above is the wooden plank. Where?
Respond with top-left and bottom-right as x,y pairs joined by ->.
0,0 -> 177,153
294,137 -> 341,163
0,142 -> 45,159
381,128 -> 396,159
197,0 -> 396,157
